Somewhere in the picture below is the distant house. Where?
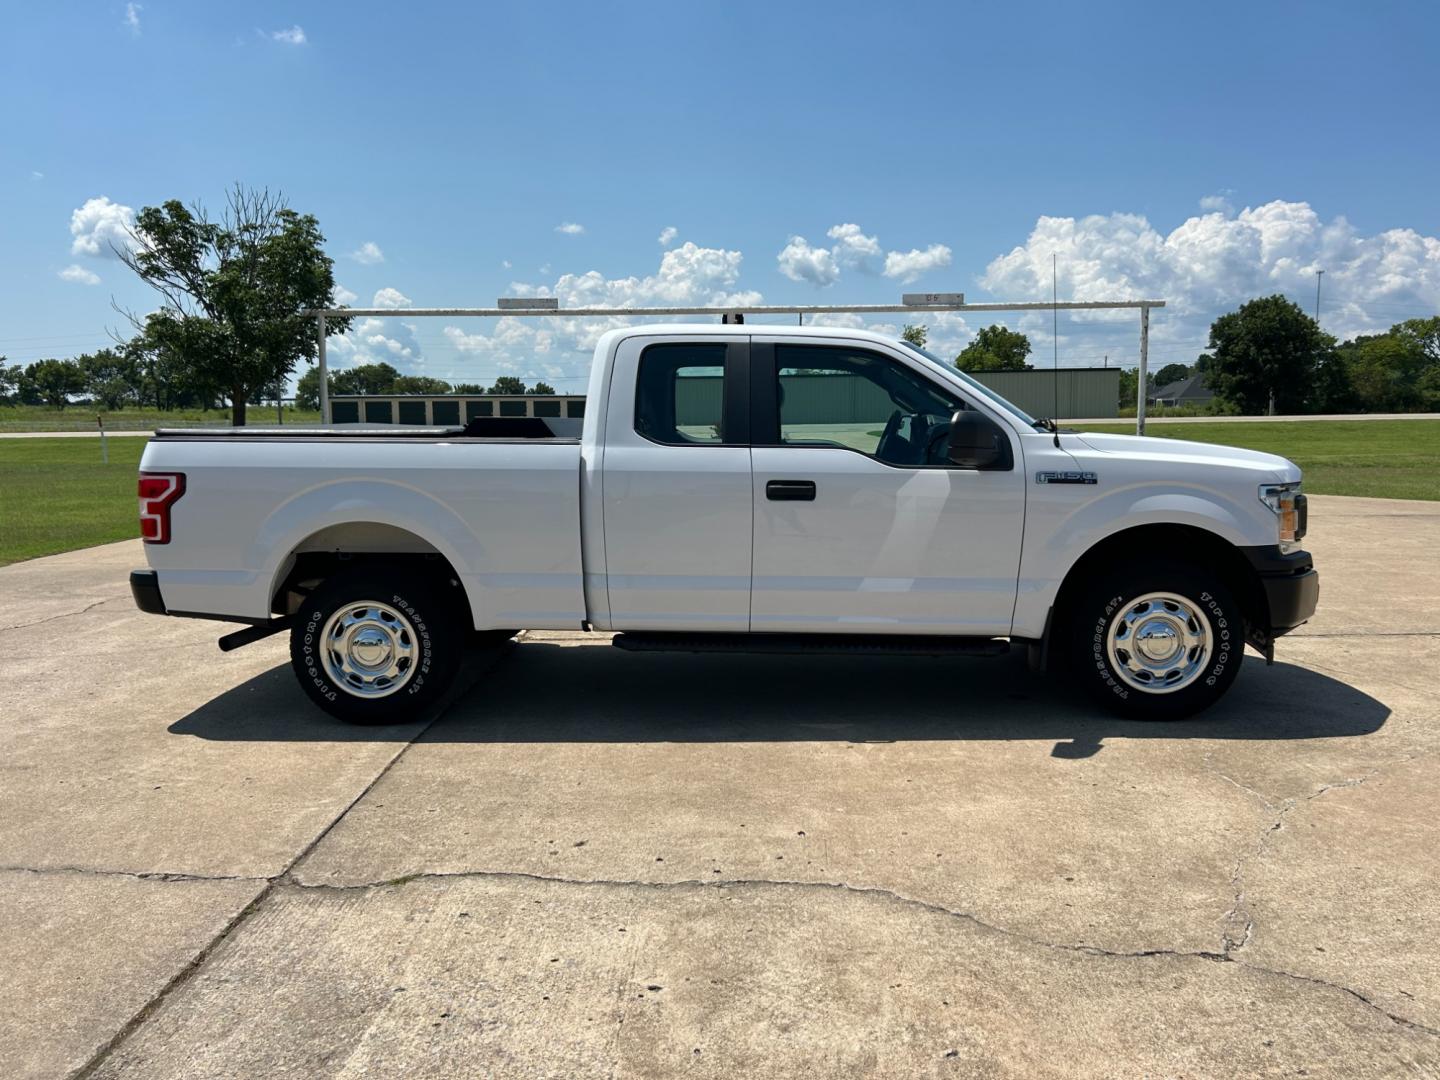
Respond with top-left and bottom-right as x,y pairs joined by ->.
1149,373 -> 1214,409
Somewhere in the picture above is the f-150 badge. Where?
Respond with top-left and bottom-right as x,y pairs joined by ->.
1035,471 -> 1098,484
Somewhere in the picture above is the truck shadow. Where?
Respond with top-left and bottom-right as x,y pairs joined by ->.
169,638 -> 1391,759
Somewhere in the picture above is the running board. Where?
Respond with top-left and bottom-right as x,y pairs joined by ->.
611,632 -> 1009,657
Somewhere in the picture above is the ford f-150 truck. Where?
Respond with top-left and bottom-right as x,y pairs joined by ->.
129,324 -> 1318,724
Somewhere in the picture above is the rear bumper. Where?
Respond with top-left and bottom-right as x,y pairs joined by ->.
130,569 -> 167,615
1241,545 -> 1319,636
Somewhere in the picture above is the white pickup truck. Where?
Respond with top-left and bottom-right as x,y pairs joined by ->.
130,324 -> 1317,724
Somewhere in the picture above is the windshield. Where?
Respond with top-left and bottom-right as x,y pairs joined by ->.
896,341 -> 1039,427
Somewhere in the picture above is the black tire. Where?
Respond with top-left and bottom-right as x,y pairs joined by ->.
1064,559 -> 1243,720
289,568 -> 464,725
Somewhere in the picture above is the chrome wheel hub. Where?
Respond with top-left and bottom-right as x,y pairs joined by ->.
1105,592 -> 1211,695
320,601 -> 417,699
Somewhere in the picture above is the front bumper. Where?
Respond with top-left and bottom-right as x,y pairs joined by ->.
1241,545 -> 1319,636
130,569 -> 167,615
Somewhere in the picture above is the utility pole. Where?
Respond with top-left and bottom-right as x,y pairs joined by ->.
1314,269 -> 1324,323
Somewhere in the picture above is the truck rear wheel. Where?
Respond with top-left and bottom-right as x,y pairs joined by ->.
290,568 -> 464,725
1065,560 -> 1243,720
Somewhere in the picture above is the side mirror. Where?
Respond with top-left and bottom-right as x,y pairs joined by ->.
947,410 -> 1010,470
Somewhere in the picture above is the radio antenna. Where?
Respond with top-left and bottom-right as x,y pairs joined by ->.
1051,253 -> 1060,447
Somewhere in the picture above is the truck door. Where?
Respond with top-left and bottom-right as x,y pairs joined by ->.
599,335 -> 753,631
749,338 -> 1025,635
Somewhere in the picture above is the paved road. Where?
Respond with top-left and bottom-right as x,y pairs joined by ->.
3,497 -> 1438,1078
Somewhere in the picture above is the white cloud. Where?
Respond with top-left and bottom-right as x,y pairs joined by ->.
778,235 -> 839,286
1199,193 -> 1234,215
31,170 -> 44,182
349,241 -> 384,264
501,259 -> 512,269
979,198 -> 1440,364
827,223 -> 882,269
124,3 -> 141,34
69,196 -> 135,258
555,222 -> 586,235
779,224 -> 951,287
333,284 -> 358,306
270,25 -> 307,45
372,286 -> 411,309
327,317 -> 422,369
59,264 -> 101,286
658,226 -> 678,247
439,242 -> 763,382
883,244 -> 953,283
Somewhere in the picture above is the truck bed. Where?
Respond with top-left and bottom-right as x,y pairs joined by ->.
152,416 -> 583,441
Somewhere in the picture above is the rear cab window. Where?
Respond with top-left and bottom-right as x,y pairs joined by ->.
635,342 -> 730,445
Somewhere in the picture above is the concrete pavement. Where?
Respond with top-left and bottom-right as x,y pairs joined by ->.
2,496 -> 1437,1077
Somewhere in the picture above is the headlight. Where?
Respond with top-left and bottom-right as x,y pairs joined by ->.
1259,482 -> 1306,546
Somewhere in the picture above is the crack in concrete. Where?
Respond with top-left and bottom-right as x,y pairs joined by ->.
1215,750 -> 1432,968
0,596 -> 121,634
68,642 -> 516,1080
283,867 -> 1440,1040
0,864 -> 265,885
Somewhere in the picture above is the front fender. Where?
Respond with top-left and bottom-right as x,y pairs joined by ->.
1012,482 -> 1274,639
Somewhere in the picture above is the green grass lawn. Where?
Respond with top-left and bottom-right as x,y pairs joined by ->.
0,437 -> 148,565
1078,419 -> 1440,501
0,404 -> 321,432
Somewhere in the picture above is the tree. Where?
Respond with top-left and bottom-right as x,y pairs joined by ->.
1333,316 -> 1440,412
0,361 -> 22,404
331,362 -> 400,397
529,381 -> 556,395
78,348 -> 141,411
118,186 -> 350,425
451,383 -> 486,395
956,326 -> 1032,372
392,375 -> 452,395
488,376 -> 527,395
901,324 -> 928,349
25,359 -> 86,409
1205,295 -> 1333,414
1151,362 -> 1193,389
295,366 -> 326,411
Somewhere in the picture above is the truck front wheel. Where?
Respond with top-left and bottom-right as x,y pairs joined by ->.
1066,560 -> 1243,720
289,568 -> 464,725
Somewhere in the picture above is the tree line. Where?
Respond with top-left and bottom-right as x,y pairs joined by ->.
293,364 -> 555,410
903,295 -> 1440,415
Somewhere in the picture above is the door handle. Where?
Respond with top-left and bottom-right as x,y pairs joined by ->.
766,480 -> 816,501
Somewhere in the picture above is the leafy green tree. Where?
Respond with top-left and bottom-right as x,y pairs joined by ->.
955,325 -> 1033,372
25,358 -> 86,409
1118,368 -> 1138,409
901,324 -> 928,349
118,186 -> 350,425
0,362 -> 22,404
451,383 -> 486,395
392,375 -> 452,395
331,362 -> 400,397
1151,362 -> 1193,389
1337,316 -> 1440,412
77,348 -> 141,411
1205,295 -> 1333,414
529,381 -> 556,394
488,376 -> 527,395
294,366 -> 327,411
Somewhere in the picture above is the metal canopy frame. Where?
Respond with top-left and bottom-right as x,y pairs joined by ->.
310,298 -> 1166,432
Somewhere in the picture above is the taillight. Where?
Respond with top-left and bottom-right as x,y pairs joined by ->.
138,472 -> 186,544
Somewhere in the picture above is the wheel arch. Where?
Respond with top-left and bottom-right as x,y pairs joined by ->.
268,521 -> 474,626
1041,522 -> 1268,670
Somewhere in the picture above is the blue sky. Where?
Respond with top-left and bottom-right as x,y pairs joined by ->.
4,0 -> 1438,390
